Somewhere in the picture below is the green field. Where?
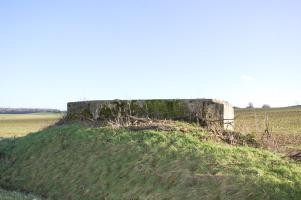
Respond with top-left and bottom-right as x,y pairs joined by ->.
0,113 -> 61,138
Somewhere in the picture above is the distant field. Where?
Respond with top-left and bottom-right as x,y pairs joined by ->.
235,106 -> 301,152
0,113 -> 61,138
235,106 -> 301,134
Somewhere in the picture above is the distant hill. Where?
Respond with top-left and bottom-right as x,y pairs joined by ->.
235,105 -> 301,110
286,105 -> 301,109
0,108 -> 61,114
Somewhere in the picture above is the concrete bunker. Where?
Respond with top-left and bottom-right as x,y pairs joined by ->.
66,99 -> 234,130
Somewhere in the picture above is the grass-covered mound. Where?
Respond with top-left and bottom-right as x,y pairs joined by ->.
0,124 -> 301,200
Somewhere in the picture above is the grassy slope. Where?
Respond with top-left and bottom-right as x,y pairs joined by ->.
1,124 -> 301,200
0,187 -> 43,200
0,113 -> 61,138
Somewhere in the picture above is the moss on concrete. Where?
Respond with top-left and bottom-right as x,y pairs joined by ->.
145,100 -> 187,119
81,109 -> 93,119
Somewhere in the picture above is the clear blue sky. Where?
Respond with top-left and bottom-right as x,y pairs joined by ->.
1,0 -> 301,110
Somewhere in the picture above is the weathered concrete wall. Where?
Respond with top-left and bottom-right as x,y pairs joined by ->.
66,99 -> 234,130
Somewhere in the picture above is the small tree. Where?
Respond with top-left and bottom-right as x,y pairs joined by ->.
262,104 -> 271,109
247,102 -> 254,109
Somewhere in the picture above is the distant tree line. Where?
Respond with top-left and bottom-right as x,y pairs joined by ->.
246,103 -> 271,109
262,104 -> 271,109
246,102 -> 254,109
0,108 -> 61,114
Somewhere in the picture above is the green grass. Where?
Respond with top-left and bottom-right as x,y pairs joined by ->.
0,187 -> 44,200
1,124 -> 301,199
0,113 -> 61,138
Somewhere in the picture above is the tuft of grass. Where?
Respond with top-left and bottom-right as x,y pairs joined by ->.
0,187 -> 44,200
1,124 -> 301,199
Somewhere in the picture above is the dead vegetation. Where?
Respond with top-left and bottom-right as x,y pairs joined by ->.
288,151 -> 301,161
107,116 -> 202,132
104,115 -> 259,148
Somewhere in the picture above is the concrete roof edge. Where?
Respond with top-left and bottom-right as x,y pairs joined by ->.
68,99 -> 233,106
